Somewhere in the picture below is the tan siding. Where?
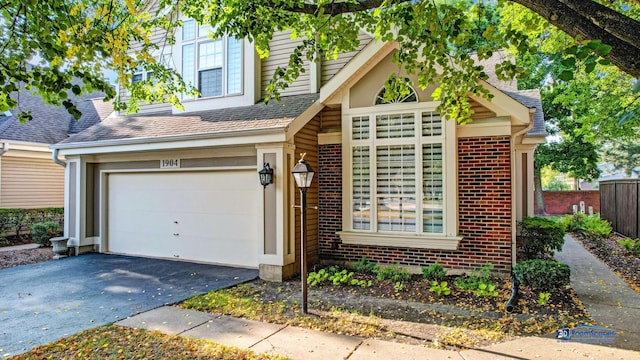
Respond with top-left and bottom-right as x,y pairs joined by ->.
293,115 -> 320,266
321,32 -> 373,85
0,157 -> 64,208
470,99 -> 497,120
320,106 -> 342,131
261,31 -> 311,99
120,2 -> 174,114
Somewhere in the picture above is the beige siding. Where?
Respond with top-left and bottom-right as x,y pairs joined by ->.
293,115 -> 320,265
469,99 -> 497,120
0,156 -> 64,208
261,31 -> 311,99
319,106 -> 342,132
119,1 -> 174,114
321,32 -> 373,85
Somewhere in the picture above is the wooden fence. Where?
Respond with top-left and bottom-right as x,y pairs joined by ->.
600,179 -> 640,239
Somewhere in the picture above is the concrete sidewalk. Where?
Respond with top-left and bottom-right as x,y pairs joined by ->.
556,234 -> 640,351
0,243 -> 39,252
117,306 -> 640,360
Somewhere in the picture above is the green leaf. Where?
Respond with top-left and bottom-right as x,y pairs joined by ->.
558,71 -> 574,81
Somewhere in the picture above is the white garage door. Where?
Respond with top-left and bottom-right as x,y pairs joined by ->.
107,171 -> 259,267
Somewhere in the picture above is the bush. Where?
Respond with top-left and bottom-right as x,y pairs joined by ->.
513,259 -> 570,292
376,264 -> 411,283
563,213 -> 612,240
31,221 -> 62,247
581,214 -> 612,241
421,261 -> 447,281
0,208 -> 64,245
454,263 -> 493,291
519,216 -> 565,260
353,257 -> 379,274
617,238 -> 640,256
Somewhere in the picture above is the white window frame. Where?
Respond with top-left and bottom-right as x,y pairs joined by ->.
132,53 -> 174,84
180,19 -> 244,99
339,100 -> 461,250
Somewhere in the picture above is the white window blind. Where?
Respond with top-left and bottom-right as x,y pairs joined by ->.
349,108 -> 446,237
352,146 -> 371,230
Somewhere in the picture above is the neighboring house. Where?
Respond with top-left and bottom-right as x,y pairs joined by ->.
0,91 -> 113,208
51,19 -> 545,280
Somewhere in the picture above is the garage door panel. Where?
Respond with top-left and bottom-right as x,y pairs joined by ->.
107,171 -> 259,267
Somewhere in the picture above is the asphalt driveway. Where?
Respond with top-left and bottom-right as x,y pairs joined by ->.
0,253 -> 258,357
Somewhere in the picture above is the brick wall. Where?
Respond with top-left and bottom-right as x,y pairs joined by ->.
317,136 -> 513,273
535,190 -> 600,215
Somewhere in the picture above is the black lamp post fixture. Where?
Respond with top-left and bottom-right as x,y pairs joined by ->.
291,153 -> 314,314
258,163 -> 274,188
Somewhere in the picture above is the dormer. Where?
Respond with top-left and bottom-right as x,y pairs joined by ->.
172,18 -> 262,114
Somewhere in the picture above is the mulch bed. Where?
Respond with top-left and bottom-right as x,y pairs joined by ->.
0,246 -> 53,270
573,233 -> 640,294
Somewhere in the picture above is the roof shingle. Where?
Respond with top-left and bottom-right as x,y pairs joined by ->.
58,93 -> 319,145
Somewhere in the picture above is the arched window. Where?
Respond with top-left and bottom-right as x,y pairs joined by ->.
375,86 -> 418,105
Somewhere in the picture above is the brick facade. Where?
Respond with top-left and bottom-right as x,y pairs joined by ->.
317,136 -> 513,273
535,190 -> 600,215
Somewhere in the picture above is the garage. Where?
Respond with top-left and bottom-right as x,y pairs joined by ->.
106,170 -> 259,267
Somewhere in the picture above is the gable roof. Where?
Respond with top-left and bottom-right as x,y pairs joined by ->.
474,51 -> 546,137
0,90 -> 113,145
56,93 -> 319,146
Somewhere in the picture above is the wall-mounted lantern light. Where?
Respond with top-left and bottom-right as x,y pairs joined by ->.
259,163 -> 274,188
291,153 -> 315,314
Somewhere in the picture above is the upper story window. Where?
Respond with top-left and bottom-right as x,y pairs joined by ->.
132,54 -> 173,84
181,19 -> 243,99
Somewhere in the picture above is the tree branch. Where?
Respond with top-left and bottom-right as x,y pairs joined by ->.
557,0 -> 640,51
261,0 -> 410,16
511,0 -> 640,77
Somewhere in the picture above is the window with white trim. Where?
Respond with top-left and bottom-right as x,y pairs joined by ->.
349,88 -> 447,238
132,54 -> 174,84
181,19 -> 243,98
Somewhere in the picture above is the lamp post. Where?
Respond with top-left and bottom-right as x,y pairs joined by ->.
291,153 -> 314,314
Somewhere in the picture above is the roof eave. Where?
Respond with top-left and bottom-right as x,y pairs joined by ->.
51,126 -> 288,156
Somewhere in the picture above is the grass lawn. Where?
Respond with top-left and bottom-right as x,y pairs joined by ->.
8,325 -> 288,360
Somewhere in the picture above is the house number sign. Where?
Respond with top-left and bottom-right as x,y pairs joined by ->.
160,159 -> 180,169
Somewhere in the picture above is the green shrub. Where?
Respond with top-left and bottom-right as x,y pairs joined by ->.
0,208 -> 64,245
429,281 -> 451,296
513,259 -> 570,292
421,261 -> 447,281
307,267 -> 372,288
538,292 -> 551,306
563,213 -> 612,241
617,238 -> 640,256
31,221 -> 61,247
581,214 -> 612,241
376,264 -> 411,283
454,263 -> 493,291
554,215 -> 573,233
353,257 -> 379,274
519,216 -> 565,259
474,282 -> 499,297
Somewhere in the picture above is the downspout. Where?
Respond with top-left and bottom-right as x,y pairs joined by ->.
506,107 -> 536,313
52,148 -> 66,167
0,142 -> 8,156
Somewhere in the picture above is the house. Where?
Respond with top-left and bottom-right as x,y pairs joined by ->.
0,91 -> 113,209
50,19 -> 545,280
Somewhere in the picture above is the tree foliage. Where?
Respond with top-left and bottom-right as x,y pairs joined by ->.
601,140 -> 640,177
0,0 -> 638,123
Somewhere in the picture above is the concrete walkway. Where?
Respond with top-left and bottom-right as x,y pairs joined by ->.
0,243 -> 39,252
555,234 -> 640,351
117,306 -> 640,360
